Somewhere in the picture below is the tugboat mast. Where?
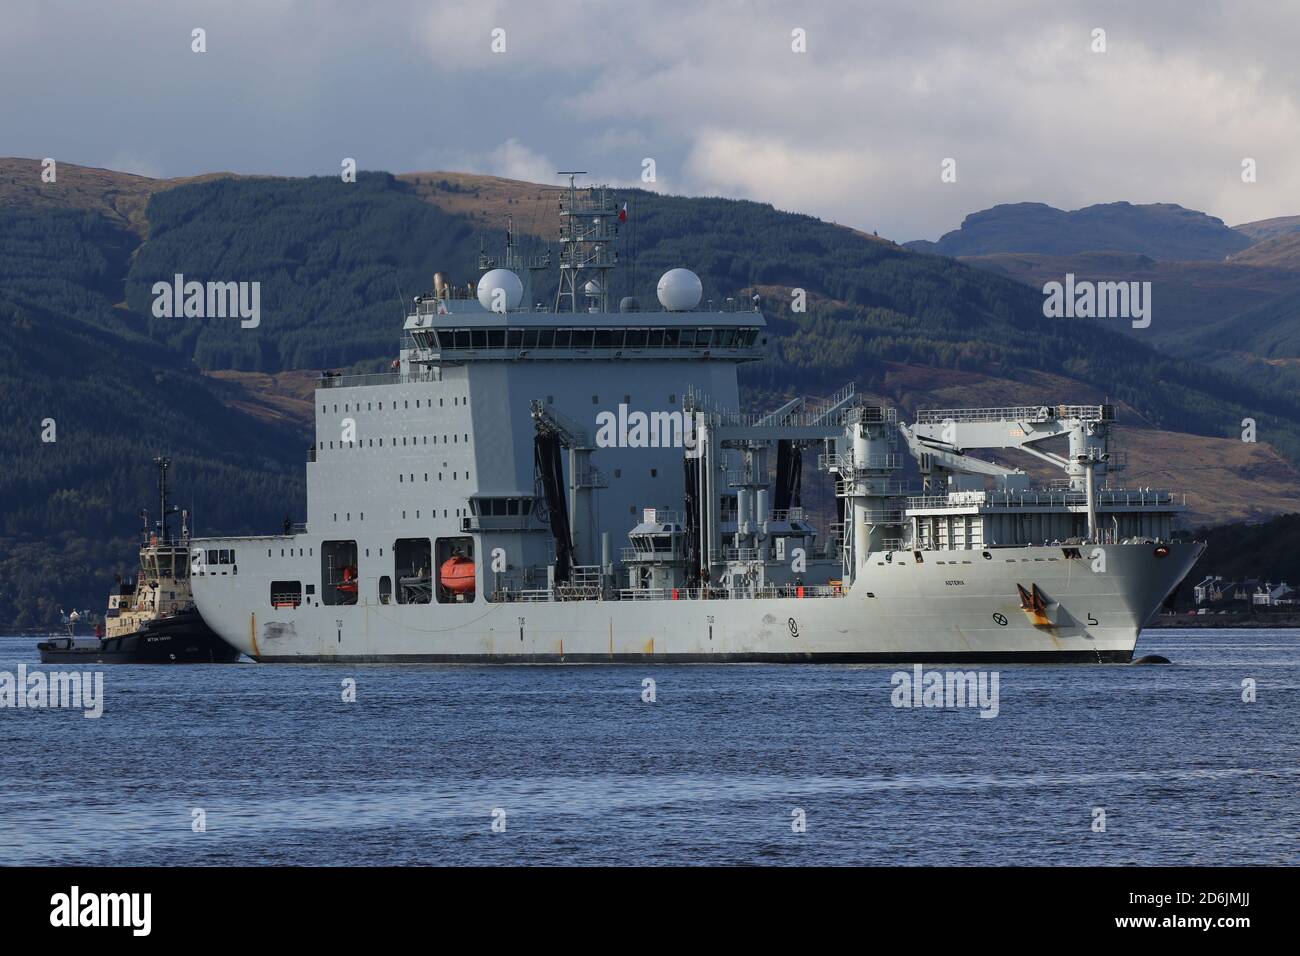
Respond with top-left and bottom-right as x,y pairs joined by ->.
154,455 -> 178,544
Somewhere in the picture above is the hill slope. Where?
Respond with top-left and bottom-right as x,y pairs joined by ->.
1233,215 -> 1300,243
906,201 -> 1253,260
1226,232 -> 1300,269
960,251 -> 1300,343
0,156 -> 232,237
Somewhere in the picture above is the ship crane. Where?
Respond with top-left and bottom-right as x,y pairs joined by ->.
529,400 -> 607,580
900,404 -> 1116,543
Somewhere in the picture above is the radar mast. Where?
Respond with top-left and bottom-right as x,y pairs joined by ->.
554,171 -> 619,314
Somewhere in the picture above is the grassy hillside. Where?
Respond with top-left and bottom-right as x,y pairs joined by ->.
1233,215 -> 1300,243
1227,232 -> 1300,268
0,156 -> 232,237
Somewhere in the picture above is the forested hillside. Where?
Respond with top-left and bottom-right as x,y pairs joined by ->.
124,174 -> 486,370
0,205 -> 303,628
1186,513 -> 1300,585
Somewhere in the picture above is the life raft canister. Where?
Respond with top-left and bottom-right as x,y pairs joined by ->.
440,555 -> 476,595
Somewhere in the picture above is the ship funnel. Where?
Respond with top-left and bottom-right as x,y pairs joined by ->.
434,272 -> 450,298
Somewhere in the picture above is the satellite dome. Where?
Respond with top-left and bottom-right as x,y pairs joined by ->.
619,296 -> 641,313
657,268 -> 702,312
477,269 -> 523,312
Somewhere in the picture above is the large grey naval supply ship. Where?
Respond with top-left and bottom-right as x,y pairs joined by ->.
190,175 -> 1204,662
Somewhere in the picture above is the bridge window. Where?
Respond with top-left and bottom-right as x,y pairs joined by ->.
431,324 -> 759,353
470,497 -> 533,517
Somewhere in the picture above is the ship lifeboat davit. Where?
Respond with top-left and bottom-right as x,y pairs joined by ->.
440,556 -> 476,596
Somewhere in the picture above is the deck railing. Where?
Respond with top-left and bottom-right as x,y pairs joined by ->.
914,404 -> 1111,424
906,489 -> 1181,510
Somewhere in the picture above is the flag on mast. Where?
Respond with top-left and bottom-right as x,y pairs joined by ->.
618,202 -> 628,223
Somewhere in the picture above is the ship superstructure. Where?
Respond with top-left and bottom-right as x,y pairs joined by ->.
190,176 -> 1204,662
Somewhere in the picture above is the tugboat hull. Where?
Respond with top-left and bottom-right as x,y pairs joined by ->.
37,608 -> 241,664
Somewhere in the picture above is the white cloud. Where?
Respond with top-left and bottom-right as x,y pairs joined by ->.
684,131 -> 884,221
482,138 -> 555,183
2,0 -> 1297,239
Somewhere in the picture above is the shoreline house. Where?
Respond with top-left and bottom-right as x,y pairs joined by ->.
1193,575 -> 1296,609
1252,581 -> 1295,607
1232,578 -> 1262,603
1193,575 -> 1235,605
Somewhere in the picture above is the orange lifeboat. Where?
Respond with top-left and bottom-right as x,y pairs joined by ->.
440,555 -> 476,596
337,565 -> 359,594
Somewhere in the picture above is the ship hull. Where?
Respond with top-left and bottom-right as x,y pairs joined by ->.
37,608 -> 243,664
191,541 -> 1203,663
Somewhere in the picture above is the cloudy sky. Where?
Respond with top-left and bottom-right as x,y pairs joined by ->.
3,0 -> 1297,239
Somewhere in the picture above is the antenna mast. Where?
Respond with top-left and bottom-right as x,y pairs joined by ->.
154,456 -> 171,542
478,216 -> 550,306
554,171 -> 618,314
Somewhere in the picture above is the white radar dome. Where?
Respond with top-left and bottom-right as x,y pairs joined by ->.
477,269 -> 524,312
657,268 -> 702,312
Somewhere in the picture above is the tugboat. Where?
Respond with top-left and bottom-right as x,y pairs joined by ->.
38,457 -> 242,664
